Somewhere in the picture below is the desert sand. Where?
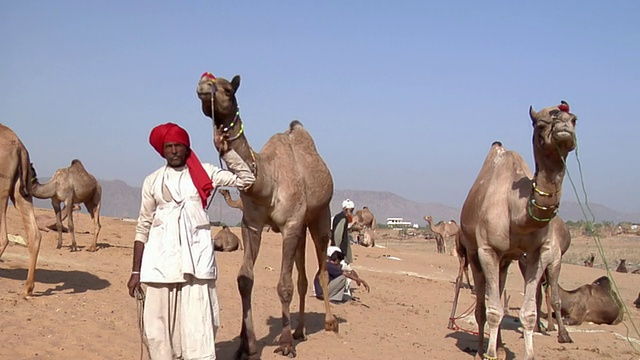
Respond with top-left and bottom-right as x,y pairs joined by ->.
1,206 -> 640,360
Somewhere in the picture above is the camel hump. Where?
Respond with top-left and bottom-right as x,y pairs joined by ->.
71,159 -> 83,166
289,120 -> 304,130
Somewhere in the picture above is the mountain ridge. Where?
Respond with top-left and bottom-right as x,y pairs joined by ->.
32,179 -> 639,226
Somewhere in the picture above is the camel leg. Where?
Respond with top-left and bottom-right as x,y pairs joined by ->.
546,257 -> 573,343
521,251 -> 548,360
477,247 -> 503,360
542,279 -> 553,331
308,213 -> 337,333
468,254 -> 487,357
292,227 -> 308,341
0,192 -> 10,259
235,219 -> 263,360
274,222 -> 305,358
52,200 -> 65,249
13,184 -> 41,297
63,202 -> 78,252
84,199 -> 101,252
448,248 -> 467,329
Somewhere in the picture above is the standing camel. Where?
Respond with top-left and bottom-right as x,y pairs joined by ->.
219,188 -> 243,210
29,159 -> 102,252
0,124 -> 42,297
424,215 -> 458,254
458,101 -> 577,360
197,72 -> 336,359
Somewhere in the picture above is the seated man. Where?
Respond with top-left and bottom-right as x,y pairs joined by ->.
314,247 -> 370,303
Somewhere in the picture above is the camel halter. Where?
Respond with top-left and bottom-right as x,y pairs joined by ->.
527,180 -> 559,222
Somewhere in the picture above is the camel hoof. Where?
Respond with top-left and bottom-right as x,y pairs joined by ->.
292,330 -> 307,341
234,349 -> 260,360
324,317 -> 339,333
557,332 -> 573,344
86,247 -> 97,252
56,244 -> 62,249
273,345 -> 296,358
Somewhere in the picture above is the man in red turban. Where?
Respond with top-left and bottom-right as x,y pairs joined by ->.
148,122 -> 213,207
127,122 -> 255,360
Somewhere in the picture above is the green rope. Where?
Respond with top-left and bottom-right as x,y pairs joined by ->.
561,136 -> 640,353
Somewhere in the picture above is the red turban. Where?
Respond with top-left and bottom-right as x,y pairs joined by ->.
149,123 -> 213,208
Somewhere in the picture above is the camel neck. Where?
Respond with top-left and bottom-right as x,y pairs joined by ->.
528,168 -> 565,223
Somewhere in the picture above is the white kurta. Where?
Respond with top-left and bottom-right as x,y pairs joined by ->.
134,150 -> 255,360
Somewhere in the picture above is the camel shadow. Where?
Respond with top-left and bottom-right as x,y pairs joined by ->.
446,314 -> 522,360
0,267 -> 110,296
215,311 -> 347,359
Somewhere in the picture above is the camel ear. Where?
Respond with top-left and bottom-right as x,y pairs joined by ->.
231,75 -> 241,93
529,106 -> 538,124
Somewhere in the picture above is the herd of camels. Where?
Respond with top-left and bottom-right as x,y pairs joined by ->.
0,72 -> 632,359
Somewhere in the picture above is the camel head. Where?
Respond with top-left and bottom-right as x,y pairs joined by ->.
529,101 -> 577,165
424,215 -> 433,223
28,162 -> 40,186
196,72 -> 241,130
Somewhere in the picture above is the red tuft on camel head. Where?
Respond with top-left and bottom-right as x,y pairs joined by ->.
558,100 -> 570,113
201,71 -> 216,81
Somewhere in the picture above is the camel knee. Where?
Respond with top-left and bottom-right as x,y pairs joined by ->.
277,281 -> 295,303
237,274 -> 254,297
486,307 -> 504,327
519,308 -> 538,330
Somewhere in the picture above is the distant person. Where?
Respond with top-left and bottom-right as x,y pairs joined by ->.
331,199 -> 355,264
126,122 -> 255,360
314,246 -> 370,303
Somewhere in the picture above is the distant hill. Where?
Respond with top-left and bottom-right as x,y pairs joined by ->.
31,179 -> 639,226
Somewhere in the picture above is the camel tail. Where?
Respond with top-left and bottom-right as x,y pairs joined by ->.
17,142 -> 31,198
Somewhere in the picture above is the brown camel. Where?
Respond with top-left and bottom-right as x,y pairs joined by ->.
616,259 -> 628,273
634,292 -> 640,308
458,101 -> 577,360
351,206 -> 376,247
0,124 -> 42,297
197,73 -> 336,359
558,276 -> 623,326
424,215 -> 458,254
30,159 -> 102,252
214,225 -> 242,251
583,253 -> 595,267
219,188 -> 243,210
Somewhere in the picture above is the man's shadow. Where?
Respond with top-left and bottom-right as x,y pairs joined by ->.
216,311 -> 347,358
0,267 -> 110,296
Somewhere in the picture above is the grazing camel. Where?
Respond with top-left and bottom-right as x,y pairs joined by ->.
0,124 -> 42,297
197,73 -> 336,359
30,159 -> 102,252
214,225 -> 242,251
616,259 -> 628,273
558,276 -> 623,325
458,101 -> 577,360
583,253 -> 595,267
219,188 -> 243,210
424,215 -> 458,254
351,206 -> 376,247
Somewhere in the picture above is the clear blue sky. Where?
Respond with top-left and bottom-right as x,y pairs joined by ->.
2,2 -> 639,214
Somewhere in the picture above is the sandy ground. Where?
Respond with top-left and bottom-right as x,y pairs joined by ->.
1,207 -> 640,360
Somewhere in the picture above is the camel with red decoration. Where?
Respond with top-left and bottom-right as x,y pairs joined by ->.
196,72 -> 336,359
0,124 -> 42,297
457,101 -> 577,360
